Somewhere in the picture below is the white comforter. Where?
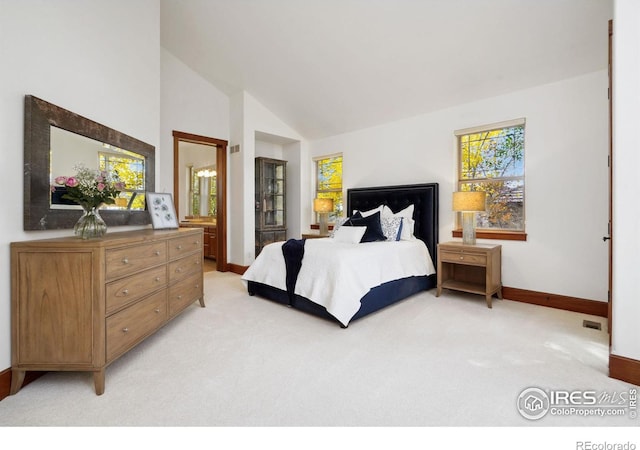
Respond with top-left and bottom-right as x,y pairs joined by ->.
241,238 -> 436,326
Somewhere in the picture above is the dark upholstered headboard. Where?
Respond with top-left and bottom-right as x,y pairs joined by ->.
346,183 -> 439,265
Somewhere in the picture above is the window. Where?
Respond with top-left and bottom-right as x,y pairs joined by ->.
315,154 -> 343,222
99,150 -> 146,210
455,118 -> 525,233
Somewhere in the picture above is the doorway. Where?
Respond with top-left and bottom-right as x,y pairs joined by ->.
173,130 -> 228,272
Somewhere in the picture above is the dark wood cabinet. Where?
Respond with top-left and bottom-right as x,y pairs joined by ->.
255,157 -> 286,256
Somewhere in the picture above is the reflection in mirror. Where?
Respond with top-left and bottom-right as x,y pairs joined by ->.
50,126 -> 146,210
24,95 -> 155,230
190,165 -> 217,218
177,141 -> 216,224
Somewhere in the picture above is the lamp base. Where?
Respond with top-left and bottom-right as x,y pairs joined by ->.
461,211 -> 476,245
319,213 -> 329,236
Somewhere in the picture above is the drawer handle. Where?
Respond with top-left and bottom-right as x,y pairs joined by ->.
460,256 -> 464,260
122,289 -> 129,296
195,284 -> 200,289
177,295 -> 182,300
122,258 -> 129,264
122,327 -> 129,333
176,245 -> 183,250
176,267 -> 183,273
155,250 -> 161,256
155,277 -> 161,282
154,308 -> 160,314
195,240 -> 200,245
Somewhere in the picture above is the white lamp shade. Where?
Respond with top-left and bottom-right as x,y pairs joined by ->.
452,191 -> 486,212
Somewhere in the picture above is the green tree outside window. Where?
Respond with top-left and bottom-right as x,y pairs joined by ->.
315,155 -> 343,222
457,121 -> 525,231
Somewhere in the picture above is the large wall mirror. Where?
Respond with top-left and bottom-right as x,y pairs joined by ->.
24,95 -> 155,230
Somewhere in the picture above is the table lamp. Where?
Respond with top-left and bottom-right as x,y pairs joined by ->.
314,198 -> 334,236
452,191 -> 486,245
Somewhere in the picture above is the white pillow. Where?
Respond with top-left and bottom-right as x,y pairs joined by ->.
400,204 -> 414,218
332,226 -> 367,244
400,217 -> 416,241
329,216 -> 349,237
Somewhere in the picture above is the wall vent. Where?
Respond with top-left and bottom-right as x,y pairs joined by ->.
230,144 -> 240,153
583,320 -> 602,330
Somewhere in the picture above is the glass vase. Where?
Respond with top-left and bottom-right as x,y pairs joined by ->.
75,205 -> 107,239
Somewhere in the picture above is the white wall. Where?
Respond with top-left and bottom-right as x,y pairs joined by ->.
612,0 -> 640,360
160,48 -> 230,194
310,71 -> 610,303
229,92 -> 307,266
255,140 -> 285,160
0,0 -> 161,370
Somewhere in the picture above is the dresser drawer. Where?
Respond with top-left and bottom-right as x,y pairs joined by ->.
106,290 -> 167,362
106,266 -> 167,314
168,272 -> 203,317
169,253 -> 203,283
106,242 -> 167,280
440,250 -> 487,266
168,234 -> 203,260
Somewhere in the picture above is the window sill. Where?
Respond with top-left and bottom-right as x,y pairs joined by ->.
310,224 -> 335,230
452,229 -> 527,241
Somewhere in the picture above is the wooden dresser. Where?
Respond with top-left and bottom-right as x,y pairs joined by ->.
10,228 -> 205,395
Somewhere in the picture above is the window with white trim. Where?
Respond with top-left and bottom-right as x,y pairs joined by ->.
314,154 -> 343,222
455,119 -> 525,232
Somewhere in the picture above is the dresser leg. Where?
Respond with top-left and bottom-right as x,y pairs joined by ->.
93,370 -> 105,396
198,296 -> 206,307
486,294 -> 493,308
9,369 -> 25,395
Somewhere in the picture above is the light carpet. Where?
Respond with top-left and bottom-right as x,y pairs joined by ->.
0,271 -> 636,431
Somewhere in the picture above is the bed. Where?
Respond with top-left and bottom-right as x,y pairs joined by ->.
242,183 -> 439,327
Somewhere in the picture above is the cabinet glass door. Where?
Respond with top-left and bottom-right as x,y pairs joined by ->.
256,158 -> 286,229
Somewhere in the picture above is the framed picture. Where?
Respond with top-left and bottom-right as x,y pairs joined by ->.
147,192 -> 178,229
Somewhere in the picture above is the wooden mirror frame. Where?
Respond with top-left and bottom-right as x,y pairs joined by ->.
23,95 -> 155,230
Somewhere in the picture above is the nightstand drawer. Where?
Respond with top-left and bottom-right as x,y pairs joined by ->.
440,250 -> 486,266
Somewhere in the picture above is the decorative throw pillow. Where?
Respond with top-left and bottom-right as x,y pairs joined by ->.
382,204 -> 416,240
380,217 -> 403,241
332,226 -> 367,244
329,216 -> 349,238
343,211 -> 387,243
400,217 -> 416,241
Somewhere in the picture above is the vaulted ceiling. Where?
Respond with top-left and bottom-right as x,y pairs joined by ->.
160,0 -> 612,140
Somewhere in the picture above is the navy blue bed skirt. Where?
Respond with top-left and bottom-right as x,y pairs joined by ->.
247,273 -> 436,327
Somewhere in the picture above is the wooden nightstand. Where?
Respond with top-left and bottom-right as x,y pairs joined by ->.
436,241 -> 502,308
302,232 -> 329,239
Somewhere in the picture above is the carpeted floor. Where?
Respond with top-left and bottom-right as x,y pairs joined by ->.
0,270 -> 637,442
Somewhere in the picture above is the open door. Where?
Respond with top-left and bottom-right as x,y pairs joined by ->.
173,131 -> 228,272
